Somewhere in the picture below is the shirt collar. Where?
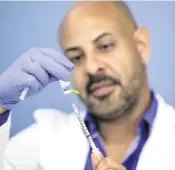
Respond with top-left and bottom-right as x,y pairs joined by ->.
84,91 -> 158,136
137,90 -> 158,135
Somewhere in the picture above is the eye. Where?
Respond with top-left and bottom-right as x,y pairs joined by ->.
71,55 -> 82,64
99,43 -> 114,51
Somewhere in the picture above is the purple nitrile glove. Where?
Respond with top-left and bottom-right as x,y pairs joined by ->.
0,48 -> 74,110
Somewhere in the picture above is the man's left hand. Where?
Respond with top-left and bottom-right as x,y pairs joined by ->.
91,151 -> 126,170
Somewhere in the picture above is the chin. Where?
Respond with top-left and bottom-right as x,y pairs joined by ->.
90,102 -> 130,122
87,93 -> 120,114
87,91 -> 138,122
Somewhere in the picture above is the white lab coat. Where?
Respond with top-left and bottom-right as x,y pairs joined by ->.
0,93 -> 175,170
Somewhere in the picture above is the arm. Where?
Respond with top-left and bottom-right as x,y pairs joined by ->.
0,111 -> 40,170
0,98 -> 39,170
1,108 -> 67,170
0,48 -> 73,170
3,121 -> 41,170
0,114 -> 11,170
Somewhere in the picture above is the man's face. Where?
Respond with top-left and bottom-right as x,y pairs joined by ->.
60,3 -> 147,121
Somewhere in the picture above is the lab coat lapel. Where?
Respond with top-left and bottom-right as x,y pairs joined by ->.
136,94 -> 175,170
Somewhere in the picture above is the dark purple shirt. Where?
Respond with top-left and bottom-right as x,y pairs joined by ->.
0,111 -> 10,126
84,91 -> 158,170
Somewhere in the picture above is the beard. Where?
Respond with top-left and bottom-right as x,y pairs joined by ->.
78,57 -> 146,122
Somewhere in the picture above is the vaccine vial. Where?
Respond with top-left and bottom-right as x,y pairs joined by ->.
59,80 -> 72,94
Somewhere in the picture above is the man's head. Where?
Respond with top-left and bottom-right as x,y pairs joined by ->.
59,1 -> 150,121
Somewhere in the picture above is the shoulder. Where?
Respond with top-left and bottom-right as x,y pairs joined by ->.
154,92 -> 175,124
155,93 -> 175,112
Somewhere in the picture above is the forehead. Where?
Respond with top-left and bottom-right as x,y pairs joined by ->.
59,3 -> 123,49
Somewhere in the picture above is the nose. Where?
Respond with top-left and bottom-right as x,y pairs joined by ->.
84,54 -> 105,76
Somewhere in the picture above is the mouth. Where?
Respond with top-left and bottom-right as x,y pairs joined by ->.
89,81 -> 117,97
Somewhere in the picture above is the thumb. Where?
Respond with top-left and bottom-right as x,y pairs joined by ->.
91,150 -> 104,170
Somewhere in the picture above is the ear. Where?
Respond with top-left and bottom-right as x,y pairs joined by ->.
133,26 -> 150,64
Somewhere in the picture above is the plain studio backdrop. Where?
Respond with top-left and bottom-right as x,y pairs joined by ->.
0,1 -> 175,136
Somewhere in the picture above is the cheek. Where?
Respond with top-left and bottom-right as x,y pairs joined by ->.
103,50 -> 135,86
72,67 -> 87,92
119,56 -> 139,87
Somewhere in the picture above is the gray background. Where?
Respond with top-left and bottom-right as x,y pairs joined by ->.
0,1 -> 174,136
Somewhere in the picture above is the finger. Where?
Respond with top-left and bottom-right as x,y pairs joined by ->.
20,73 -> 43,96
30,51 -> 72,81
22,57 -> 50,88
39,48 -> 74,71
91,151 -> 104,170
96,157 -> 126,170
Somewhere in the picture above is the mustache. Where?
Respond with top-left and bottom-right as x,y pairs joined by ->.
86,74 -> 121,94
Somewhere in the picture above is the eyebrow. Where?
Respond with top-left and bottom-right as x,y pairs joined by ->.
92,32 -> 113,43
64,32 -> 113,54
64,47 -> 81,55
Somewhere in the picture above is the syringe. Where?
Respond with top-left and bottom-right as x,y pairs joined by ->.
19,87 -> 29,100
72,104 -> 101,160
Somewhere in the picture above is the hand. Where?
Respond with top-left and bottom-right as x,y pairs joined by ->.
91,151 -> 126,170
0,48 -> 74,110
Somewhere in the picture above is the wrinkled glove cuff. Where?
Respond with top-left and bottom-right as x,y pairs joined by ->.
0,100 -> 18,110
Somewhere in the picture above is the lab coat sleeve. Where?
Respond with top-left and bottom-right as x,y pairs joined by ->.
0,114 -> 41,170
0,114 -> 11,170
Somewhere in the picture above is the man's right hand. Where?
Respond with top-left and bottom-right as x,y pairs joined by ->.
0,48 -> 74,112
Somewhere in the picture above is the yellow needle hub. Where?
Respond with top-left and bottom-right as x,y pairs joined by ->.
70,89 -> 79,94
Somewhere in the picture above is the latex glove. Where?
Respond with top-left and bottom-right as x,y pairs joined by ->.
0,48 -> 74,110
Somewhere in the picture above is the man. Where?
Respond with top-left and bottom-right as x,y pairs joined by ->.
0,1 -> 174,170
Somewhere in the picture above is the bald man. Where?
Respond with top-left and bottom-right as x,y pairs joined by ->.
0,1 -> 175,170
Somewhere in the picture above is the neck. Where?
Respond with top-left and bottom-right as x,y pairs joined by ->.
98,87 -> 151,144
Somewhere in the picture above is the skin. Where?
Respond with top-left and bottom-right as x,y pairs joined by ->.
0,107 -> 6,115
91,152 -> 126,170
59,1 -> 152,168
